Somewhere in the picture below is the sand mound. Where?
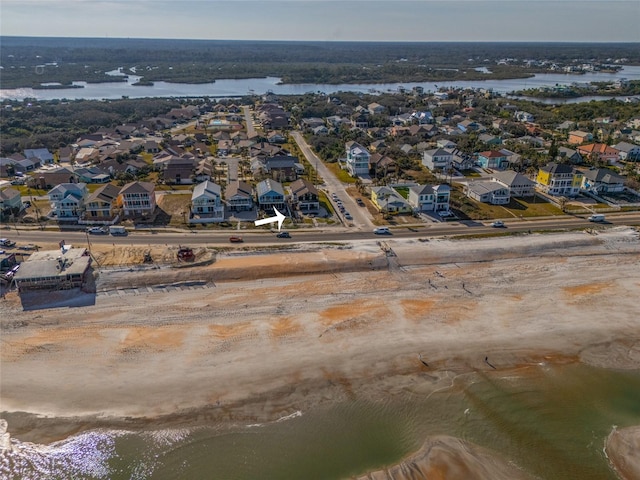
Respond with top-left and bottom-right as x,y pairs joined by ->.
605,426 -> 640,480
358,436 -> 535,480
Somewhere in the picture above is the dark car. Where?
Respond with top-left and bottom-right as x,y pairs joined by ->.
276,231 -> 291,238
229,236 -> 244,243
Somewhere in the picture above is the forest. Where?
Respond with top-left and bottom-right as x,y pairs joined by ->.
2,37 -> 639,88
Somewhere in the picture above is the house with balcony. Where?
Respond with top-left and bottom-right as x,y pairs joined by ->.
491,171 -> 536,197
422,148 -> 453,171
289,178 -> 319,213
581,168 -> 625,194
371,186 -> 412,214
0,187 -> 23,220
345,142 -> 371,177
536,163 -> 583,197
256,179 -> 285,213
408,184 -> 451,212
477,150 -> 509,170
190,180 -> 224,223
464,181 -> 510,205
612,141 -> 640,161
48,183 -> 88,220
83,183 -> 121,222
226,181 -> 254,212
119,181 -> 156,218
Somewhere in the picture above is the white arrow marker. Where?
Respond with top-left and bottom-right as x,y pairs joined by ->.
254,207 -> 286,231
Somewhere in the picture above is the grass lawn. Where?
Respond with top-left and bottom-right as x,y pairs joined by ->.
324,162 -> 356,184
394,186 -> 409,199
318,191 -> 334,215
461,169 -> 482,178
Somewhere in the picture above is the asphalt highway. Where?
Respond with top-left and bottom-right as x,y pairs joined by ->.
4,213 -> 640,248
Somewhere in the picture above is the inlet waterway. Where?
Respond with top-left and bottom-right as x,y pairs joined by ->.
2,362 -> 639,479
1,66 -> 640,102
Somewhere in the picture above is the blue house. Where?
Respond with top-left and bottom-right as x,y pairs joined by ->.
256,179 -> 285,213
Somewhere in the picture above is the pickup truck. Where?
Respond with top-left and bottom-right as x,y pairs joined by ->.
0,239 -> 16,248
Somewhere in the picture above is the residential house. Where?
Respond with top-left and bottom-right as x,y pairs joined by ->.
411,111 -> 433,124
190,180 -> 225,223
74,166 -> 111,184
119,181 -> 156,217
267,131 -> 286,144
289,178 -> 319,213
345,142 -> 371,177
557,147 -> 584,164
256,179 -> 286,213
457,120 -> 484,133
48,183 -> 88,219
302,117 -> 325,130
32,167 -> 77,189
217,139 -> 233,156
581,168 -> 625,193
24,148 -> 54,165
263,155 -> 303,182
477,150 -> 509,170
576,143 -> 620,164
612,141 -> 640,161
0,187 -> 23,219
369,153 -> 397,177
556,120 -> 576,132
162,157 -> 196,184
491,171 -> 536,197
514,111 -> 534,123
408,184 -> 451,212
13,247 -> 92,292
479,134 -> 502,146
371,186 -> 412,214
536,163 -> 583,197
312,125 -> 329,136
437,139 -> 457,149
464,181 -> 510,205
83,183 -> 121,221
226,181 -> 254,212
568,130 -> 593,145
367,103 -> 386,115
75,147 -> 100,163
422,148 -> 453,171
57,146 -> 74,163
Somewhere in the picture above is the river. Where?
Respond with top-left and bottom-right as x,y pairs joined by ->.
2,363 -> 639,479
2,66 -> 640,102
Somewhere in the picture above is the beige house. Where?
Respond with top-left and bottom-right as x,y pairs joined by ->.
119,181 -> 156,218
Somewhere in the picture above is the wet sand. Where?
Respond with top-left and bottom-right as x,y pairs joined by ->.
1,228 -> 640,476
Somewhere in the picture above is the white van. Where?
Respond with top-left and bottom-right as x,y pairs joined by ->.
588,214 -> 605,223
373,227 -> 391,235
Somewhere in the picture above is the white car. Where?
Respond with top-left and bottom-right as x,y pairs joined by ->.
491,221 -> 505,228
438,210 -> 453,217
373,227 -> 391,235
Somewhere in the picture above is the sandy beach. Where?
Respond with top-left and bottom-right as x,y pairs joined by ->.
1,227 -> 640,477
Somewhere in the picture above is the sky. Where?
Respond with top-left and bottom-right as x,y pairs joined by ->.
1,0 -> 639,43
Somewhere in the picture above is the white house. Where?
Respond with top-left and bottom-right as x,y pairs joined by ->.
581,168 -> 625,194
190,180 -> 224,223
422,148 -> 453,171
464,181 -> 510,205
491,171 -> 536,197
408,184 -> 451,212
119,181 -> 156,218
613,141 -> 640,161
24,148 -> 54,165
226,181 -> 254,212
345,141 -> 371,177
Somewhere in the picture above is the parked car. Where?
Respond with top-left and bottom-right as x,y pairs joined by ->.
438,210 -> 453,218
87,226 -> 108,235
0,239 -> 16,248
491,221 -> 505,228
356,198 -> 365,207
18,244 -> 37,250
229,236 -> 244,243
373,227 -> 391,235
344,212 -> 353,220
276,231 -> 291,238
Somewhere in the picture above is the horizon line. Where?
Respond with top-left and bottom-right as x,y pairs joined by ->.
2,35 -> 638,44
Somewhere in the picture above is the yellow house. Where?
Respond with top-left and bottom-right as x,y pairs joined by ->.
536,163 -> 582,197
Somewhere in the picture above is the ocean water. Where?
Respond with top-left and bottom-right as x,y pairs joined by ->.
2,363 -> 639,479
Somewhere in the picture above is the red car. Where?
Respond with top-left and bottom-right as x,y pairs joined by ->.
229,236 -> 244,243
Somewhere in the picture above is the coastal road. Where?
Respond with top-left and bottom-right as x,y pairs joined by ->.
291,131 -> 374,230
5,213 -> 640,248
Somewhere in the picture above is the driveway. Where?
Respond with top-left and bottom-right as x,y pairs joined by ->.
291,131 -> 374,230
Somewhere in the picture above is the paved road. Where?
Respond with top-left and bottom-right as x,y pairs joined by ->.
291,131 -> 374,230
5,213 -> 640,248
242,106 -> 257,139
